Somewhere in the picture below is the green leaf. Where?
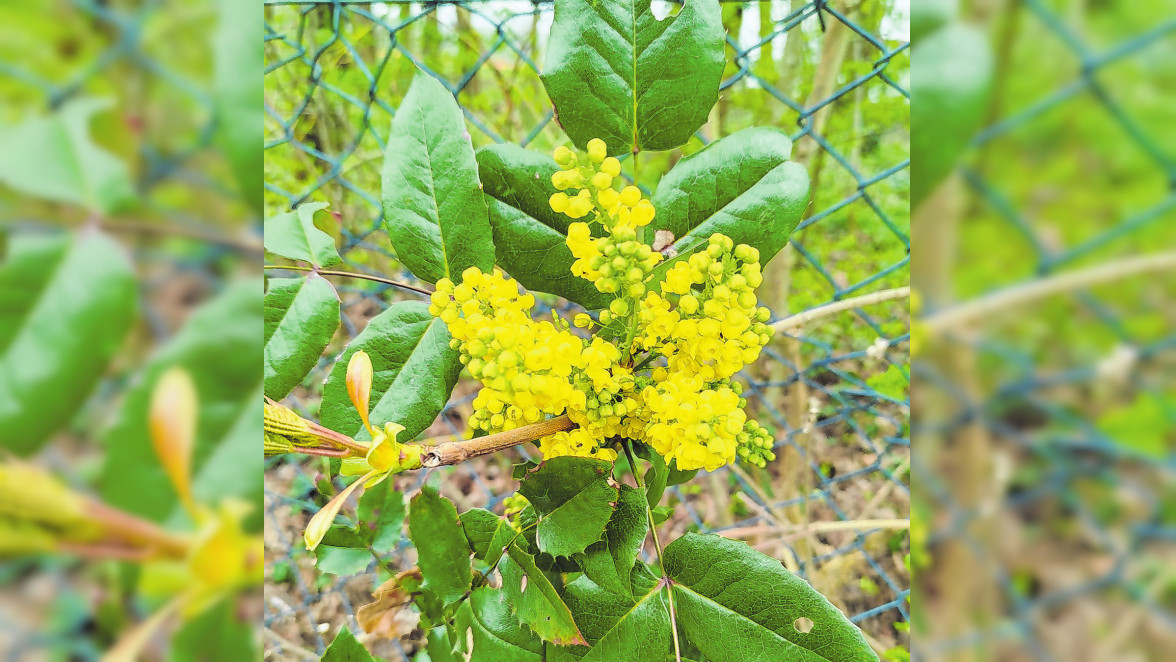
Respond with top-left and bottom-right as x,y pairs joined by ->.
911,24 -> 992,209
320,301 -> 461,442
562,566 -> 671,661
1097,392 -> 1174,459
665,533 -> 877,662
650,127 -> 809,267
101,279 -> 263,522
650,505 -> 675,526
500,544 -> 585,646
633,443 -> 667,507
542,0 -> 725,155
213,0 -> 263,213
263,275 -> 339,400
321,627 -> 376,662
425,626 -> 462,662
170,596 -> 257,662
408,486 -> 472,606
263,202 -> 341,268
0,231 -> 136,455
518,457 -> 618,558
866,364 -> 909,403
358,478 -> 407,554
0,97 -> 135,214
382,71 -> 494,284
911,0 -> 958,42
577,485 -> 648,598
454,587 -> 545,661
315,545 -> 372,577
460,508 -> 518,562
476,144 -> 610,310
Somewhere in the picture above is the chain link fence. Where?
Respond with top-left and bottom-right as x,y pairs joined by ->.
264,1 -> 911,659
914,0 -> 1175,659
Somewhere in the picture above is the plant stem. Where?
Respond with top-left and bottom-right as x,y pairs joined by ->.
623,439 -> 682,662
770,287 -> 911,333
84,499 -> 190,560
264,264 -> 434,297
420,415 -> 576,467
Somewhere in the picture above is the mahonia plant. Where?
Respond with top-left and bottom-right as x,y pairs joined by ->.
429,139 -> 778,473
263,0 -> 884,659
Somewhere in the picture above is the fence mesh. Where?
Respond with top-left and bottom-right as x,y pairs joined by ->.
914,0 -> 1175,660
264,1 -> 911,659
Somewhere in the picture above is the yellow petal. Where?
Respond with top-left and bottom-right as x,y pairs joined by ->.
149,367 -> 198,516
347,350 -> 375,435
304,471 -> 375,551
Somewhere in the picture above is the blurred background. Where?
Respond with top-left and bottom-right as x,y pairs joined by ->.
0,0 -> 261,659
913,0 -> 1175,660
263,1 -> 911,660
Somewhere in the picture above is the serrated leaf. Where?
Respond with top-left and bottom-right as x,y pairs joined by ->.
100,279 -> 263,522
912,24 -> 992,209
409,486 -> 472,606
578,485 -> 647,598
665,533 -> 877,662
455,587 -> 545,661
460,508 -> 519,562
518,457 -> 618,558
264,202 -> 341,268
321,627 -> 376,662
0,97 -> 135,213
650,127 -> 809,268
542,0 -> 724,155
500,544 -> 585,646
382,71 -> 494,284
315,545 -> 372,577
358,478 -> 407,554
263,275 -> 340,399
320,301 -> 461,442
475,145 -> 610,310
562,566 -> 671,661
213,0 -> 263,212
425,625 -> 462,662
0,231 -> 136,455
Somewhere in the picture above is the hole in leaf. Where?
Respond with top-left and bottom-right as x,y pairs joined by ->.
793,617 -> 814,634
520,575 -> 528,593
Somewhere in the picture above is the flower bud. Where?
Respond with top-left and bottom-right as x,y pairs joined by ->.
587,138 -> 607,163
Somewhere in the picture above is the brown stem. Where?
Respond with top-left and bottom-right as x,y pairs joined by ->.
263,265 -> 433,297
420,415 -> 575,468
84,499 -> 189,560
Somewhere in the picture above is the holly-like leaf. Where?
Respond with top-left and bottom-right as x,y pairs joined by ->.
500,544 -> 585,646
455,587 -> 545,661
562,565 -> 672,661
263,275 -> 339,400
0,97 -> 135,214
320,301 -> 461,442
665,533 -> 877,661
315,545 -> 372,577
382,71 -> 494,284
476,144 -> 609,310
0,231 -> 136,456
358,478 -> 406,554
264,202 -> 341,268
518,457 -> 618,558
461,508 -> 519,562
911,24 -> 992,209
577,485 -> 648,598
321,627 -> 376,662
408,486 -> 472,606
650,127 -> 809,268
213,0 -> 263,213
542,0 -> 724,155
100,280 -> 262,523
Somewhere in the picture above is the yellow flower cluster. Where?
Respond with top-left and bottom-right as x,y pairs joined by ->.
429,267 -> 617,461
426,140 -> 782,472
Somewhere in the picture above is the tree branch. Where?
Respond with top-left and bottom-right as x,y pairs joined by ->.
771,287 -> 910,332
420,415 -> 575,467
